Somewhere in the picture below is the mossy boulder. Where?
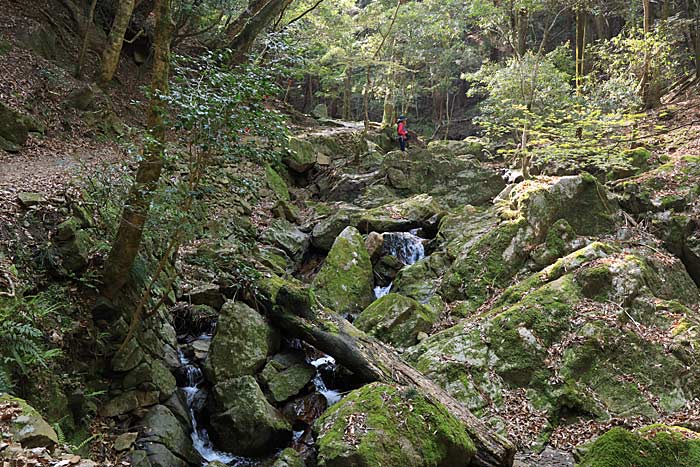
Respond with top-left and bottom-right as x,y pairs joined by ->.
577,425 -> 700,467
359,194 -> 444,233
313,226 -> 373,316
0,102 -> 42,152
427,139 -> 486,159
616,155 -> 700,215
204,301 -> 279,385
382,148 -> 505,207
140,405 -> 201,465
312,204 -> 365,251
355,293 -> 438,348
0,394 -> 58,449
261,219 -> 310,265
440,175 -> 619,309
209,376 -> 292,456
285,136 -> 318,172
261,352 -> 316,402
406,244 -> 700,444
266,165 -> 290,201
314,383 -> 475,467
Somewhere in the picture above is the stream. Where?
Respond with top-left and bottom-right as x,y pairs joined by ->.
373,230 -> 426,299
176,333 -> 342,466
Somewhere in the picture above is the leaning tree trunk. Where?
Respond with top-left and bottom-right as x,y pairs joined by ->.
97,0 -> 136,86
102,0 -> 172,300
246,283 -> 516,467
227,0 -> 295,64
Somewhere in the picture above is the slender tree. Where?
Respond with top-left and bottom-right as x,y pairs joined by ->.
102,0 -> 173,299
97,0 -> 136,86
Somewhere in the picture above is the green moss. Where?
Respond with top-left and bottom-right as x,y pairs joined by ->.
265,165 -> 290,201
489,276 -> 580,386
574,265 -> 613,301
354,293 -> 437,348
440,218 -> 527,308
315,383 -> 475,467
578,425 -> 700,467
313,226 -> 373,316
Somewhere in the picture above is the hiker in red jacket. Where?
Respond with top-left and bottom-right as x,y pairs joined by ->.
397,115 -> 409,152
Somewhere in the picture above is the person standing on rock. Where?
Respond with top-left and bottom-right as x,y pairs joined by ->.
397,115 -> 409,152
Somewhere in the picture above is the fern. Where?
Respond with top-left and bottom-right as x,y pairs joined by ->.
53,421 -> 66,444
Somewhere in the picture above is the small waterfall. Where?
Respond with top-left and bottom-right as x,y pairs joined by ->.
373,230 -> 425,299
177,345 -> 241,466
309,356 -> 342,406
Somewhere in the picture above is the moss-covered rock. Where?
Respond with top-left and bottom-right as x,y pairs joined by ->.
440,175 -> 619,309
382,148 -> 505,208
577,425 -> 700,467
266,165 -> 291,201
209,376 -> 292,456
204,301 -> 279,385
0,394 -> 58,449
359,194 -> 444,233
261,353 -> 316,402
355,293 -> 438,348
406,243 -> 700,444
285,136 -> 318,172
0,102 -> 41,151
261,219 -> 310,265
314,382 -> 475,467
313,226 -> 373,316
311,203 -> 365,251
427,139 -> 486,159
140,405 -> 201,465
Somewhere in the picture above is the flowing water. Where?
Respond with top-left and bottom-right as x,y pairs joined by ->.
309,356 -> 342,405
177,347 -> 242,466
176,337 -> 343,466
373,230 -> 426,299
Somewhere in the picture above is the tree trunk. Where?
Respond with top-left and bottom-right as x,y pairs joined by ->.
249,284 -> 516,467
575,9 -> 587,94
641,0 -> 660,108
97,0 -> 136,86
343,66 -> 352,120
102,0 -> 172,300
517,7 -> 528,56
227,0 -> 295,64
75,0 -> 99,78
381,87 -> 395,128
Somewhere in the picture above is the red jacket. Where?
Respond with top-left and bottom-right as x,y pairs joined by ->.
397,121 -> 408,137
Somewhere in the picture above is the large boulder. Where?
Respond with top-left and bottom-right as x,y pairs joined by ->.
311,196 -> 443,251
614,155 -> 700,285
359,194 -> 444,233
311,204 -> 365,251
354,293 -> 437,348
577,425 -> 700,467
0,394 -> 58,449
0,102 -> 42,152
204,301 -> 279,385
285,136 -> 318,173
313,226 -> 373,316
314,382 -> 475,467
261,352 -> 316,403
139,405 -> 201,465
209,376 -> 292,456
405,243 -> 700,446
382,148 -> 506,207
261,219 -> 310,265
440,174 -> 620,309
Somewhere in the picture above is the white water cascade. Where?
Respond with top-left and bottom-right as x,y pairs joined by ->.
177,346 -> 242,466
373,230 -> 426,299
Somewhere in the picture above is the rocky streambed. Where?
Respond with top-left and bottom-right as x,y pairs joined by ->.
85,126 -> 700,467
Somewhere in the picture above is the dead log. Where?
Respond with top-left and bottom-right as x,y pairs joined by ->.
247,282 -> 516,467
